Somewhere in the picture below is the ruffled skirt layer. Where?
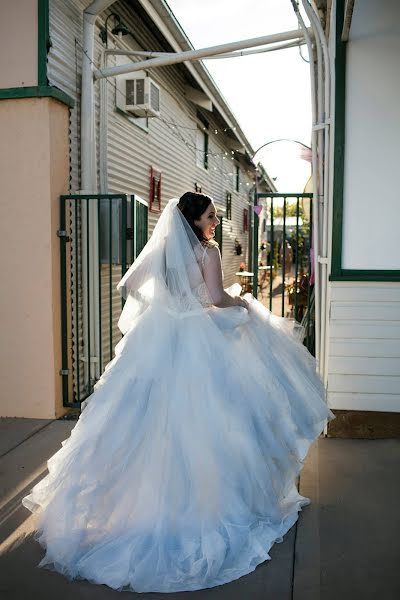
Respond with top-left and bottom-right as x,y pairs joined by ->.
22,286 -> 335,593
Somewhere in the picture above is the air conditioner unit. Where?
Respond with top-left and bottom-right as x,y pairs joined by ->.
116,71 -> 161,117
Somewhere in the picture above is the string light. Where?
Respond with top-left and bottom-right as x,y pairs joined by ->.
160,118 -> 239,136
78,38 -> 250,158
75,37 -> 260,187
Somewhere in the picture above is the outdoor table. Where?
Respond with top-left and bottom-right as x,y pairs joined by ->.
235,271 -> 254,294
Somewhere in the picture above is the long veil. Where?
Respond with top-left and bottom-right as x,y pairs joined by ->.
116,198 -> 214,334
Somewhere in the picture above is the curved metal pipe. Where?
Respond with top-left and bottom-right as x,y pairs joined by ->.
290,0 -> 321,370
302,0 -> 333,394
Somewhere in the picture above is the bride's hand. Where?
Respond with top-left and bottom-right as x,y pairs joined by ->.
235,296 -> 249,309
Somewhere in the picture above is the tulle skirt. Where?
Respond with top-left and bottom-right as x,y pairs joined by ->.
22,284 -> 335,593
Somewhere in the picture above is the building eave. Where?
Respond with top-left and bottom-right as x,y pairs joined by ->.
135,0 -> 256,158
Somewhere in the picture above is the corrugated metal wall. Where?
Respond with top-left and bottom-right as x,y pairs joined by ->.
48,0 -> 257,400
48,0 -> 87,401
48,0 -> 86,193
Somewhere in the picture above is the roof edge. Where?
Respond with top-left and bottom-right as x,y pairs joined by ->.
137,0 -> 256,157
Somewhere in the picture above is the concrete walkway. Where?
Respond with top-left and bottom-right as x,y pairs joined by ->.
0,418 -> 399,599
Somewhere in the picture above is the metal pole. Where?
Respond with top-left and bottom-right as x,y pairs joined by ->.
81,2 -> 115,388
290,0 -> 321,370
94,28 -> 312,79
102,39 -> 306,60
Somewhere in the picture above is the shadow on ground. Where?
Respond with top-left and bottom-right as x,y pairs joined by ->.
1,419 -> 400,599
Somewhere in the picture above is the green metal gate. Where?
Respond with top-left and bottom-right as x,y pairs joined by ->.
252,193 -> 315,354
59,194 -> 148,408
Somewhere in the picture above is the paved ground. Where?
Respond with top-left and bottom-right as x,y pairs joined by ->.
1,418 -> 399,599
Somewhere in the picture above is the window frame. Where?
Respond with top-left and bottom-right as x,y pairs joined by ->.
149,165 -> 162,213
226,192 -> 232,220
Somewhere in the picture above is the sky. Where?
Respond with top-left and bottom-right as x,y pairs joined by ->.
166,0 -> 312,192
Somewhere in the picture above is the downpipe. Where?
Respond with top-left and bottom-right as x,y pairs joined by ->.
290,1 -> 321,371
301,0 -> 334,435
80,1 -> 116,390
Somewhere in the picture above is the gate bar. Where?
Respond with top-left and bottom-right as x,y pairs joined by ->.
252,192 -> 315,349
253,188 -> 259,299
282,197 -> 287,316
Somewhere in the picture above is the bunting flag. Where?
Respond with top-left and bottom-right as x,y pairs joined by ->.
299,145 -> 312,163
253,205 -> 263,216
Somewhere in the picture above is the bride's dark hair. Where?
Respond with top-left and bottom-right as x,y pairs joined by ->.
177,191 -> 218,246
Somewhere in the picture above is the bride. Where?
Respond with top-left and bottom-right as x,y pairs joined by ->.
22,191 -> 335,593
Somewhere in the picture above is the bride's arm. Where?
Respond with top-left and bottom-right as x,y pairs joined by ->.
203,246 -> 248,309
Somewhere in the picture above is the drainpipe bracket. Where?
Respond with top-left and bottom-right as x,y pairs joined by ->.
57,229 -> 70,242
312,121 -> 330,131
79,356 -> 100,364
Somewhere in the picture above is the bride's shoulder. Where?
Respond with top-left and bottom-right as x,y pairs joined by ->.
200,240 -> 221,265
201,239 -> 220,252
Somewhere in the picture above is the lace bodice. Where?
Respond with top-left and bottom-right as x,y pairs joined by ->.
191,245 -> 224,308
187,245 -> 212,308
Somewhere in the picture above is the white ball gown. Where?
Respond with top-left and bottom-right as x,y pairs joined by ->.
22,198 -> 335,593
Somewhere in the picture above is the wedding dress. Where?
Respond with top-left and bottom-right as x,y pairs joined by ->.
22,197 -> 335,593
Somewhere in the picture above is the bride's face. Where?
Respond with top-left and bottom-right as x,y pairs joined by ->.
194,202 -> 220,240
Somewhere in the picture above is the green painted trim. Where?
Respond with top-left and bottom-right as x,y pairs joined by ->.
331,0 -> 346,278
60,194 -> 127,200
0,86 -> 74,107
330,0 -> 399,283
256,193 -> 313,198
330,270 -> 400,282
38,0 -> 50,86
204,132 -> 209,169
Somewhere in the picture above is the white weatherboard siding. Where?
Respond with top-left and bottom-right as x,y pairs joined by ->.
327,283 -> 400,412
341,0 -> 400,269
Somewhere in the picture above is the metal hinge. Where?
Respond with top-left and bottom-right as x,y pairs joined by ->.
57,229 -> 70,241
59,368 -> 69,376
